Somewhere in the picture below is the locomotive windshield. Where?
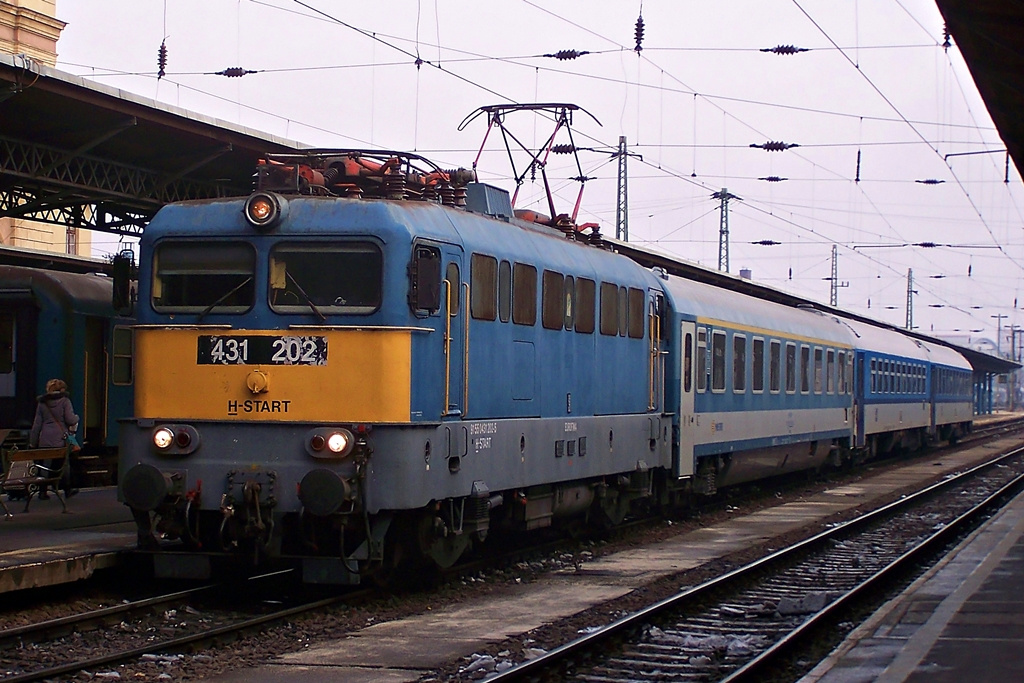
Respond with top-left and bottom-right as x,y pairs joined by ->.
152,241 -> 255,314
269,242 -> 382,315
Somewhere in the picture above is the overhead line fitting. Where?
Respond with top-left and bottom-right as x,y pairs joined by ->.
915,178 -> 945,184
213,67 -> 260,78
543,49 -> 591,61
634,15 -> 645,53
758,176 -> 788,182
157,40 -> 168,80
761,45 -> 808,55
751,141 -> 798,152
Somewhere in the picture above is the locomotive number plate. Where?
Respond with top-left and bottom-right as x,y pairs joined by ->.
197,335 -> 328,365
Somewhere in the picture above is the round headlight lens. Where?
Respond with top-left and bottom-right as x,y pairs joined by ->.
310,434 -> 326,451
153,427 -> 174,449
244,192 -> 284,229
249,197 -> 273,222
327,432 -> 349,454
175,430 -> 192,448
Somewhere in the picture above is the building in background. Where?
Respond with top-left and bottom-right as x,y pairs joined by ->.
0,0 -> 90,256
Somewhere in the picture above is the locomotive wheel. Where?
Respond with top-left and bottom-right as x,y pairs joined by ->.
416,514 -> 470,570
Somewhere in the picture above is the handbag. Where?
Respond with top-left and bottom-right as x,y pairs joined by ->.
40,400 -> 81,453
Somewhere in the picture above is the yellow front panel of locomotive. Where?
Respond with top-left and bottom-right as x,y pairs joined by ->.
133,328 -> 412,422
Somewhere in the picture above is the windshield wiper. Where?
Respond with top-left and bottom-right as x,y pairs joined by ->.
286,271 -> 327,322
196,276 -> 253,322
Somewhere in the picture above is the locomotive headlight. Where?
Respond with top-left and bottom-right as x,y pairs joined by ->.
243,191 -> 287,230
153,427 -> 175,449
327,431 -> 350,454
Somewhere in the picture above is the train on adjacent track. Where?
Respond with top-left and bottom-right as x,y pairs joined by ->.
0,264 -> 133,486
115,146 -> 975,584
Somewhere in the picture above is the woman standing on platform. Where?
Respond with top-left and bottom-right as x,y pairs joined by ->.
28,378 -> 79,499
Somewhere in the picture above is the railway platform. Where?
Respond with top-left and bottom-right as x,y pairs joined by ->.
803,486 -> 1024,682
0,486 -> 135,594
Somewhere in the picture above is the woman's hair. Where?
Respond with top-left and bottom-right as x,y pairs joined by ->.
45,378 -> 67,393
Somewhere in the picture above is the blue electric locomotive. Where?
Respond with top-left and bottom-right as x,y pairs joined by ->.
114,149 -> 976,583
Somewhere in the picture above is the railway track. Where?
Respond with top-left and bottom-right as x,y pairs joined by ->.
0,570 -> 372,683
487,440 -> 1024,682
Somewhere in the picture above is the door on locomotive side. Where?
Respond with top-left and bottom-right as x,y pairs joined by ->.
676,319 -> 696,478
442,251 -> 466,418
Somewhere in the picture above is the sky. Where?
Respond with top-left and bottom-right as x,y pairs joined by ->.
52,1 -> 1024,351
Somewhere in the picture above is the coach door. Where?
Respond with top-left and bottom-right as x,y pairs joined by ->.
676,320 -> 696,478
443,252 -> 467,418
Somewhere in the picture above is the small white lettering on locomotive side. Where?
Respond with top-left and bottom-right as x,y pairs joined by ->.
564,421 -> 578,432
469,422 -> 498,435
473,437 -> 492,453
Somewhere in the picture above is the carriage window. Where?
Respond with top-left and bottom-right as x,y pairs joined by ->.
826,349 -> 835,394
627,288 -> 645,339
512,263 -> 537,326
112,325 -> 134,385
542,270 -> 565,330
575,278 -> 596,333
769,340 -> 781,393
684,332 -> 693,393
153,241 -> 256,313
871,358 -> 877,393
733,334 -> 747,392
697,327 -> 708,392
752,338 -> 764,393
600,282 -> 618,335
801,345 -> 811,393
470,254 -> 498,321
837,351 -> 845,394
498,260 -> 512,322
813,347 -> 823,393
785,342 -> 796,393
712,330 -> 727,392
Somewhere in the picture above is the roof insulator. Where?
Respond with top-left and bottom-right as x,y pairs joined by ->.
750,141 -> 798,152
550,144 -> 576,154
157,40 -> 168,79
758,176 -> 788,182
634,15 -> 645,53
761,44 -> 808,55
216,67 -> 258,78
544,49 -> 590,61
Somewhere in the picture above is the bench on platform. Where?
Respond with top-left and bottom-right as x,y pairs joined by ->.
0,444 -> 70,518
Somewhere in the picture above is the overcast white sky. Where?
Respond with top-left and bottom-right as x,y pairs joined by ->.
52,1 -> 1024,350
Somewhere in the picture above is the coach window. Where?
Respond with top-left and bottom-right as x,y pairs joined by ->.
837,351 -> 845,394
800,345 -> 811,393
627,288 -> 645,339
154,241 -> 256,314
769,339 -> 781,393
470,254 -> 498,321
542,270 -> 565,330
826,349 -> 835,394
575,278 -> 596,333
712,330 -> 727,392
512,263 -> 537,325
733,334 -> 747,392
600,282 -> 618,335
752,338 -> 765,393
870,359 -> 876,393
785,342 -> 797,393
697,328 -> 708,392
683,331 -> 693,393
813,347 -> 824,393
498,260 -> 511,322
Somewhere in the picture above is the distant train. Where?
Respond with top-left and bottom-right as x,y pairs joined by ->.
0,265 -> 133,486
114,150 -> 975,584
